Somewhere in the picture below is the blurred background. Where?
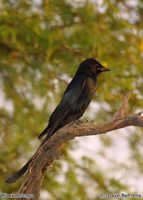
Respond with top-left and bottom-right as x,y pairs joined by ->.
0,0 -> 143,199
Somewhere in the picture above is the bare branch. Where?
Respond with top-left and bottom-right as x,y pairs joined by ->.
113,92 -> 131,120
16,95 -> 143,200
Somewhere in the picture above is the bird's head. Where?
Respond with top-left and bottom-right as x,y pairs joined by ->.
76,58 -> 110,78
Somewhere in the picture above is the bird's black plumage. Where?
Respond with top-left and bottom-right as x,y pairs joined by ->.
39,58 -> 110,141
6,58 -> 110,183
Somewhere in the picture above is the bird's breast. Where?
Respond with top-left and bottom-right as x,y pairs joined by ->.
72,77 -> 97,117
86,77 -> 97,97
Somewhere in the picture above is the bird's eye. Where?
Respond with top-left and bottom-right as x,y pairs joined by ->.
97,67 -> 101,70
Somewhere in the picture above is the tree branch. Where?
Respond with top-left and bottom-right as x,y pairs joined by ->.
113,92 -> 131,119
17,96 -> 143,200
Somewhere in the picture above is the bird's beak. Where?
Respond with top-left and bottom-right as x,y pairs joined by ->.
101,66 -> 111,72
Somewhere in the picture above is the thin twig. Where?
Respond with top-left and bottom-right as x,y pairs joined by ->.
113,92 -> 131,120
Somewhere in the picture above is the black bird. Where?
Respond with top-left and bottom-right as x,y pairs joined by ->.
39,58 -> 110,141
6,58 -> 110,183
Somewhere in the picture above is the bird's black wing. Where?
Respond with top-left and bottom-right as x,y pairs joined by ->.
6,74 -> 87,183
39,74 -> 87,139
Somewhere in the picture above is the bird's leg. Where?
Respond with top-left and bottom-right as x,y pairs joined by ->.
74,119 -> 82,125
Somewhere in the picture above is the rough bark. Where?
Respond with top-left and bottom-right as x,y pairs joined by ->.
17,94 -> 143,200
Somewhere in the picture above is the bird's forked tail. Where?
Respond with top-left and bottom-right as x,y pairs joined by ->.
5,159 -> 32,183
